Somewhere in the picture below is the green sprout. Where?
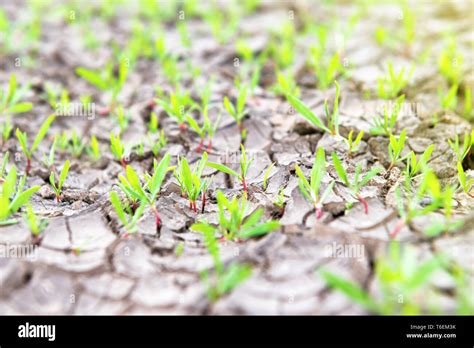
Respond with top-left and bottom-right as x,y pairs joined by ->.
309,46 -> 344,90
16,114 -> 55,175
155,86 -> 195,131
117,153 -> 170,233
49,160 -> 70,203
262,162 -> 275,191
370,95 -> 405,137
109,191 -> 146,236
273,189 -> 286,214
377,62 -> 413,100
295,148 -> 335,219
110,132 -> 130,168
87,135 -> 101,161
438,84 -> 458,111
1,74 -> 33,116
320,242 -> 447,314
448,131 -> 473,163
41,136 -> 57,170
43,82 -> 70,111
0,166 -> 40,225
344,130 -> 364,157
405,144 -> 434,179
147,130 -> 167,158
113,105 -> 130,134
207,145 -> 253,194
76,58 -> 128,115
223,84 -> 248,140
331,152 -> 381,214
174,152 -> 210,213
148,111 -> 159,134
192,190 -> 280,241
195,223 -> 252,302
66,130 -> 86,158
273,70 -> 300,97
438,40 -> 463,85
387,129 -> 407,171
286,81 -> 341,137
456,162 -> 473,197
23,203 -> 48,238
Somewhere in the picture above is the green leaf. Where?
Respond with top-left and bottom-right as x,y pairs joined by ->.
207,161 -> 239,178
76,67 -> 108,90
331,152 -> 349,186
311,147 -> 326,195
8,102 -> 33,114
58,160 -> 70,190
150,153 -> 170,197
9,186 -> 40,214
109,191 -> 128,226
240,221 -> 279,239
287,94 -> 330,133
31,115 -> 55,153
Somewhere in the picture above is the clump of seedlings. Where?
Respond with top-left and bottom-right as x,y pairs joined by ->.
295,148 -> 335,219
207,145 -> 253,194
405,144 -> 434,180
287,81 -> 341,138
331,152 -> 381,214
155,86 -> 195,131
0,166 -> 40,225
86,135 -> 101,161
309,44 -> 345,90
76,59 -> 128,115
16,114 -> 55,175
109,191 -> 146,235
344,129 -> 364,158
192,190 -> 280,241
320,241 -> 448,314
195,222 -> 252,302
110,132 -> 130,168
49,160 -> 70,203
23,203 -> 48,240
387,129 -> 407,171
370,95 -> 404,137
174,152 -> 210,213
1,74 -> 33,116
223,83 -> 248,141
116,153 -> 170,233
377,62 -> 413,99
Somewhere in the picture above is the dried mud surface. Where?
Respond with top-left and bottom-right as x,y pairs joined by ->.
0,0 -> 473,314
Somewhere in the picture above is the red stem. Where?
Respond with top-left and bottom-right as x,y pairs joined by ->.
358,195 -> 369,214
315,207 -> 323,220
389,220 -> 405,239
98,106 -> 110,116
26,158 -> 31,176
201,191 -> 206,213
153,206 -> 161,233
179,123 -> 187,132
120,157 -> 127,169
206,139 -> 212,152
196,138 -> 204,153
193,201 -> 197,213
242,177 -> 247,193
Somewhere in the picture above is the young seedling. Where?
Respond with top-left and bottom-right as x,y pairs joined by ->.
448,131 -> 473,163
331,152 -> 381,214
41,135 -> 57,170
262,162 -> 275,191
286,81 -> 341,138
147,130 -> 167,157
87,135 -> 100,161
193,223 -> 252,302
76,59 -> 128,115
192,190 -> 280,241
405,144 -> 434,179
309,47 -> 344,90
273,70 -> 300,97
438,84 -> 458,111
23,203 -> 48,239
148,112 -> 159,134
16,114 -> 55,175
173,152 -> 210,213
223,84 -> 248,140
438,40 -> 463,85
110,132 -> 129,168
109,191 -> 146,235
0,166 -> 40,225
456,162 -> 473,197
113,105 -> 130,134
49,160 -> 70,203
320,241 -> 447,314
370,95 -> 405,137
1,74 -> 33,116
273,189 -> 286,214
295,148 -> 335,219
344,130 -> 364,157
117,153 -> 170,233
387,129 -> 407,171
377,62 -> 413,100
207,145 -> 253,194
155,86 -> 195,131
67,130 -> 86,158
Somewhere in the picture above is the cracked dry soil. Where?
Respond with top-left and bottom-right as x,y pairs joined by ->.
0,0 -> 473,314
